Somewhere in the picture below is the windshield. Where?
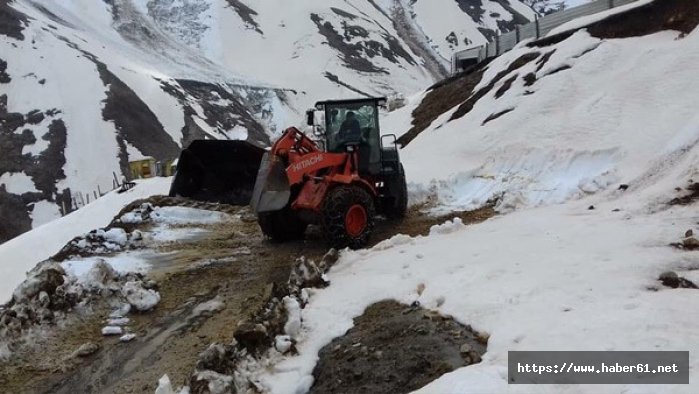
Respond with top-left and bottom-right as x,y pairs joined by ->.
325,102 -> 378,152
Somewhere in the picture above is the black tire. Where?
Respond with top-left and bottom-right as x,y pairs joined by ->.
384,164 -> 408,220
258,206 -> 307,242
321,185 -> 376,249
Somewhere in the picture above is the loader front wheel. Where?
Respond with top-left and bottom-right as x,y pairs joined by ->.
258,207 -> 307,242
322,185 -> 375,249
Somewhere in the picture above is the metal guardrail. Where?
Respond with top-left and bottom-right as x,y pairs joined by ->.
451,0 -> 641,74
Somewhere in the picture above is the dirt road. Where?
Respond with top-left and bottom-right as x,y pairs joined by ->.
0,198 -> 493,393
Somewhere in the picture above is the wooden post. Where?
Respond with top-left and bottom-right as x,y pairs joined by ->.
98,184 -> 102,196
94,190 -> 98,200
515,25 -> 520,43
113,172 -> 120,188
61,200 -> 66,216
535,15 -> 540,39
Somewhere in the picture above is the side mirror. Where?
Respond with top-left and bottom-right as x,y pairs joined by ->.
306,109 -> 315,126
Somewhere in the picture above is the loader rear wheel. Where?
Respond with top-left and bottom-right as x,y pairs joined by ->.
322,185 -> 375,249
384,164 -> 408,220
258,207 -> 307,242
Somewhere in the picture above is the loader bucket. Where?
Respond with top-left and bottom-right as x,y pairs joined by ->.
169,140 -> 265,205
250,152 -> 291,213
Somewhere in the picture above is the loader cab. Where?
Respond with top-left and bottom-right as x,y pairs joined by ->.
311,97 -> 389,175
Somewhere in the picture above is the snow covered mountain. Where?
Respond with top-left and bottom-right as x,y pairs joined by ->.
0,0 -> 534,243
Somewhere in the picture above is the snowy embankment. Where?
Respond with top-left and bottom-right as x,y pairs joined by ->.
259,26 -> 699,394
0,177 -> 171,303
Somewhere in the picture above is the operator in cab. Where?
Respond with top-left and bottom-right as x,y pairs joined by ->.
339,111 -> 361,143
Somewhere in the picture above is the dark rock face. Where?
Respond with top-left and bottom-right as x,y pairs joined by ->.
0,0 -> 26,40
159,79 -> 270,148
323,72 -> 372,98
0,90 -> 72,243
94,62 -> 181,167
310,12 -> 417,74
455,0 -> 530,41
0,58 -> 10,83
225,0 -> 262,34
0,189 -> 32,242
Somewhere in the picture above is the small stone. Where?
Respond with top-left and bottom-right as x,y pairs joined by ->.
416,283 -> 425,296
233,322 -> 268,350
476,332 -> 490,345
372,351 -> 383,360
459,343 -> 472,354
435,296 -> 446,307
74,342 -> 100,357
320,248 -> 339,269
38,291 -> 50,308
468,350 -> 482,364
588,205 -> 595,210
618,184 -> 629,191
120,334 -> 137,342
682,237 -> 699,250
102,326 -> 123,336
685,229 -> 694,238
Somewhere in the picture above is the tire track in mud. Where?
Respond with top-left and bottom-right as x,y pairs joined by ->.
0,197 -> 494,393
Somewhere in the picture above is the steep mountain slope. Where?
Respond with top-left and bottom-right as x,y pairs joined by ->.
0,0 -> 533,243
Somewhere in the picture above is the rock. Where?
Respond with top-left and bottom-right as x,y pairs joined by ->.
319,248 -> 339,270
435,296 -> 446,307
468,350 -> 482,364
233,322 -> 268,350
108,317 -> 130,326
682,237 -> 699,250
416,283 -> 425,296
74,342 -> 100,357
659,271 -> 679,288
25,110 -> 44,125
155,374 -> 173,394
190,370 -> 234,394
102,326 -> 123,336
12,263 -> 66,303
476,331 -> 490,345
459,343 -> 472,354
119,333 -> 136,342
685,229 -> 694,238
109,303 -> 131,318
196,343 -> 229,371
274,335 -> 293,354
38,291 -> 50,308
122,281 -> 160,312
588,205 -> 595,210
618,184 -> 629,191
83,260 -> 119,289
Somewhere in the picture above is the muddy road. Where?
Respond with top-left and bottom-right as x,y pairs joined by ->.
0,197 -> 493,393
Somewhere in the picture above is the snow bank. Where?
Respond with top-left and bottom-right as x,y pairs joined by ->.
398,29 -> 699,213
0,177 -> 171,303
